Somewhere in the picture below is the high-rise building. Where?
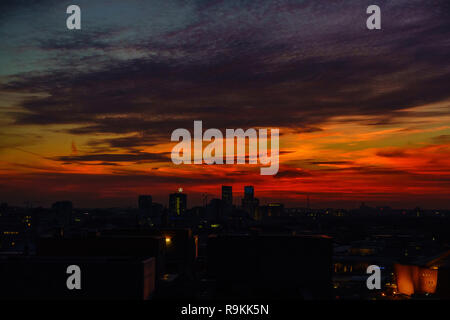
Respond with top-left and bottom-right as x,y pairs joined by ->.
244,186 -> 254,200
242,186 -> 259,220
221,186 -> 233,206
169,190 -> 187,216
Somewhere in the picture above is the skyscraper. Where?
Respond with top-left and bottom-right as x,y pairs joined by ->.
169,190 -> 187,216
242,186 -> 259,220
221,186 -> 233,206
244,186 -> 254,200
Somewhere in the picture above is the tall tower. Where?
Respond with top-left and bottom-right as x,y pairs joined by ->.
169,188 -> 187,216
242,186 -> 259,220
244,186 -> 254,200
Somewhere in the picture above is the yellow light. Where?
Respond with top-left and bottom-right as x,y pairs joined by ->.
165,236 -> 172,245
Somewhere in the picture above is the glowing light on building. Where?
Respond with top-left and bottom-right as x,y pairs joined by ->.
394,264 -> 438,296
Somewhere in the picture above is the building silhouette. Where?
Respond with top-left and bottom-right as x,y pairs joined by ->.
51,201 -> 73,226
241,186 -> 259,220
244,186 -> 254,199
169,190 -> 187,216
138,195 -> 152,213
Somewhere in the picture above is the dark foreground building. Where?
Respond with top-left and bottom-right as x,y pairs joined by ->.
207,234 -> 333,299
37,236 -> 166,279
100,228 -> 198,274
0,255 -> 155,300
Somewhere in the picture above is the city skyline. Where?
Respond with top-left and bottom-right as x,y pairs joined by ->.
3,184 -> 449,211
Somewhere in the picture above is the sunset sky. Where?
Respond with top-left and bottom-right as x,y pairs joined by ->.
0,0 -> 449,208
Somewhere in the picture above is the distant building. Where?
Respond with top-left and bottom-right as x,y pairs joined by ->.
169,190 -> 187,216
241,186 -> 259,220
0,209 -> 24,251
138,195 -> 153,213
221,186 -> 233,206
265,203 -> 285,218
51,201 -> 73,226
150,202 -> 165,226
244,186 -> 254,200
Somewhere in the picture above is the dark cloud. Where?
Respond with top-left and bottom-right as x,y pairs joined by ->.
432,135 -> 450,144
53,151 -> 170,164
376,149 -> 410,158
309,161 -> 355,165
1,0 -> 449,157
275,167 -> 313,179
87,134 -> 161,151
